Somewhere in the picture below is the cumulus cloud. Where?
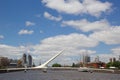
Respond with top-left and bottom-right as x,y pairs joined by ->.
91,53 -> 118,62
0,35 -> 4,39
0,31 -> 119,65
0,32 -> 98,65
83,0 -> 112,17
26,21 -> 35,27
111,47 -> 120,55
90,26 -> 120,44
42,0 -> 112,17
18,29 -> 34,35
0,43 -> 116,65
0,44 -> 23,58
44,12 -> 62,21
0,44 -> 35,59
39,33 -> 98,48
79,49 -> 96,54
0,32 -> 119,65
32,33 -> 98,56
1,32 -> 99,65
62,19 -> 110,32
62,19 -> 120,45
31,33 -> 98,64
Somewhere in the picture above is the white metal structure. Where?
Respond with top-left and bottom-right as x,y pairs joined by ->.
6,49 -> 64,72
33,49 -> 65,69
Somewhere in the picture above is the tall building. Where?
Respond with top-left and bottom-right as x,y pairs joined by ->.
22,53 -> 27,65
94,56 -> 99,63
109,58 -> 112,62
109,57 -> 117,62
28,54 -> 32,67
113,57 -> 116,62
119,55 -> 120,62
83,54 -> 90,64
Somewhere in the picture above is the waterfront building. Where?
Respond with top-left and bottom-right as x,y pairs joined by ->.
0,57 -> 2,66
94,56 -> 99,63
22,53 -> 27,66
28,54 -> 32,67
109,58 -> 112,62
119,55 -> 120,62
87,62 -> 106,68
83,54 -> 90,63
82,54 -> 90,67
113,57 -> 116,62
9,59 -> 18,68
109,57 -> 117,62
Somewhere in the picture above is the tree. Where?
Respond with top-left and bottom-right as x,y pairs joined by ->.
0,57 -> 10,69
52,63 -> 61,67
112,61 -> 120,69
106,62 -> 112,68
72,63 -> 80,67
72,63 -> 76,67
17,59 -> 22,67
32,62 -> 36,67
106,61 -> 120,69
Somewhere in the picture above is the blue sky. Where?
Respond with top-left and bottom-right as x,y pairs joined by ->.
0,0 -> 120,65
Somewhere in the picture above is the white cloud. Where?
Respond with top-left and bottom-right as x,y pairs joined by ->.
1,30 -> 119,65
90,26 -> 120,44
3,33 -> 96,65
40,33 -> 98,48
91,53 -> 118,62
42,0 -> 112,17
62,19 -> 120,45
0,44 -> 23,59
44,12 -> 62,21
111,47 -> 120,55
0,32 -> 119,65
83,0 -> 112,17
79,49 -> 96,55
62,19 -> 110,32
0,32 -> 98,65
26,21 -> 35,27
32,33 -> 98,65
0,43 -> 116,65
33,27 -> 120,64
0,44 -> 35,59
0,35 -> 4,39
32,33 -> 98,57
18,29 -> 34,35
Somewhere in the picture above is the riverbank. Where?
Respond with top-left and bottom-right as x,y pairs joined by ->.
0,67 -> 120,74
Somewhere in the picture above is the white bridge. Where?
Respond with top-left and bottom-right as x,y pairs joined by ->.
3,49 -> 65,73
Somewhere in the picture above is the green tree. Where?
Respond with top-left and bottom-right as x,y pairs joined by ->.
72,63 -> 76,67
112,61 -> 120,69
72,63 -> 80,67
106,61 -> 120,69
106,62 -> 112,68
52,63 -> 61,67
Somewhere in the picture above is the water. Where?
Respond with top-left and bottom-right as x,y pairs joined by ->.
0,70 -> 120,80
